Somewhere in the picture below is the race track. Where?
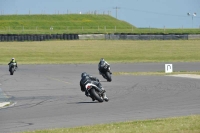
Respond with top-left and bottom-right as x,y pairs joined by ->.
0,63 -> 200,133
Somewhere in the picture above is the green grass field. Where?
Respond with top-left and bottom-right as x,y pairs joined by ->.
0,40 -> 200,64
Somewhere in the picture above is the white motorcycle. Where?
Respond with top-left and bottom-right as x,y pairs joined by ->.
85,82 -> 108,102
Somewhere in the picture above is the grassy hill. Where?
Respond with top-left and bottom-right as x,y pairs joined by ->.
0,14 -> 135,34
0,14 -> 199,34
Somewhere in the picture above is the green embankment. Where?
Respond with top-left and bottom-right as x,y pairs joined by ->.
0,14 -> 200,34
0,14 -> 135,34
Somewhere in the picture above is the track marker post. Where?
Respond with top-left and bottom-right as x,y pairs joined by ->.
165,64 -> 173,73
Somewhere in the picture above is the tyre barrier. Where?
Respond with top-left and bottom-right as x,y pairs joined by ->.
0,34 -> 79,42
0,34 -> 191,41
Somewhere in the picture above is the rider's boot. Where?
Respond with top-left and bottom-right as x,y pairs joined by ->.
102,93 -> 109,102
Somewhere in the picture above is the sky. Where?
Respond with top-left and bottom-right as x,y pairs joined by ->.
0,0 -> 199,28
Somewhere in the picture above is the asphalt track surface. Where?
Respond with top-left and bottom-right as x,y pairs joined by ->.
0,63 -> 200,133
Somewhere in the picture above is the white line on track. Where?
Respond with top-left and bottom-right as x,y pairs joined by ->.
167,74 -> 200,79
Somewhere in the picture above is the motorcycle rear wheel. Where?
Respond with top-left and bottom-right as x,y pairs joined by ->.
89,88 -> 103,102
106,72 -> 112,82
10,67 -> 14,75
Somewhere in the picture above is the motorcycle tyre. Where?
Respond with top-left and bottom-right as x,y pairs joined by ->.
106,72 -> 112,82
89,89 -> 103,103
10,67 -> 14,75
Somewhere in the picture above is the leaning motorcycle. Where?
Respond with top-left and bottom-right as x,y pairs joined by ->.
100,64 -> 112,82
9,63 -> 16,75
85,82 -> 106,102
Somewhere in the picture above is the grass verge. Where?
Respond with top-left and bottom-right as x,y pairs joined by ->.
21,115 -> 200,133
1,40 -> 200,64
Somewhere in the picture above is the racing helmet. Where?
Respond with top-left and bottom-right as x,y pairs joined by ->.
100,58 -> 105,62
12,58 -> 15,60
81,72 -> 88,78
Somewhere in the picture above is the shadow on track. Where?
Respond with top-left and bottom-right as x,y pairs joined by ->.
67,101 -> 100,104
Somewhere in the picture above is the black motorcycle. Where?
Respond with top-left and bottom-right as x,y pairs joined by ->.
99,64 -> 112,82
9,63 -> 16,75
85,82 -> 107,102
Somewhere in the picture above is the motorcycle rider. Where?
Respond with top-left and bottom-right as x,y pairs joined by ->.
8,58 -> 18,71
98,58 -> 112,75
80,72 -> 109,102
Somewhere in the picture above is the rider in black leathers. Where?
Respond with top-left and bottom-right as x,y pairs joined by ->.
98,58 -> 112,75
80,72 -> 109,101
